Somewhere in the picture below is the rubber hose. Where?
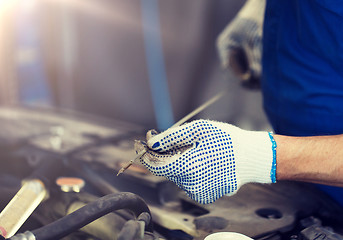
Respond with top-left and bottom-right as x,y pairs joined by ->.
31,192 -> 152,240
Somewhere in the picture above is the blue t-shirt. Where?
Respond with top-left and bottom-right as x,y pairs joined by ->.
262,0 -> 343,204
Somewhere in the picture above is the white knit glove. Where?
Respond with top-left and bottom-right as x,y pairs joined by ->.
139,120 -> 276,204
216,0 -> 265,88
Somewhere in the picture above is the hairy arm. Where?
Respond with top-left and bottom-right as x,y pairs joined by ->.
274,134 -> 343,186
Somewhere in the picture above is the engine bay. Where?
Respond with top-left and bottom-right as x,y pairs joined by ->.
0,106 -> 343,240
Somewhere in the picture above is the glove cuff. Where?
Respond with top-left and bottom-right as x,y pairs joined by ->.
229,127 -> 276,186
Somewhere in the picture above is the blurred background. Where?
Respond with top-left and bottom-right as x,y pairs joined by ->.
0,0 -> 270,131
2,2 -> 343,239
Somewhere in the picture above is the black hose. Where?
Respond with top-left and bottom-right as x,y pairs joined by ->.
77,164 -> 135,221
30,192 -> 152,240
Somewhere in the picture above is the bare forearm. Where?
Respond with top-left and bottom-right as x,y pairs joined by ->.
274,134 -> 343,186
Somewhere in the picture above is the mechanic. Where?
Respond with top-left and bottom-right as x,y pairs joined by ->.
140,0 -> 343,205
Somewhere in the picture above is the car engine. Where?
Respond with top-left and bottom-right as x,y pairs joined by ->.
0,106 -> 343,240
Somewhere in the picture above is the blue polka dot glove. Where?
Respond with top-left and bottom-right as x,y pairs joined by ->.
139,120 -> 276,204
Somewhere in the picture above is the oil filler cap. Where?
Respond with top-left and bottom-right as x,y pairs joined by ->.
56,177 -> 85,193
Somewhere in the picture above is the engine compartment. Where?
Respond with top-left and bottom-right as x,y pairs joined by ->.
0,106 -> 343,240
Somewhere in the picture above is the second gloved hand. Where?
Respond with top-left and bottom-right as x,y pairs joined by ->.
216,0 -> 265,88
140,120 -> 276,204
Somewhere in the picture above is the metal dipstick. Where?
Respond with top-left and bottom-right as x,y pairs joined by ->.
117,90 -> 226,176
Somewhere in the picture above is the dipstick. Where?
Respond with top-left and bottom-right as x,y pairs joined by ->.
117,90 -> 226,176
117,151 -> 146,176
171,90 -> 226,128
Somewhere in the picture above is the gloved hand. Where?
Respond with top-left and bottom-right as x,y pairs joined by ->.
216,0 -> 265,88
140,119 -> 276,204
